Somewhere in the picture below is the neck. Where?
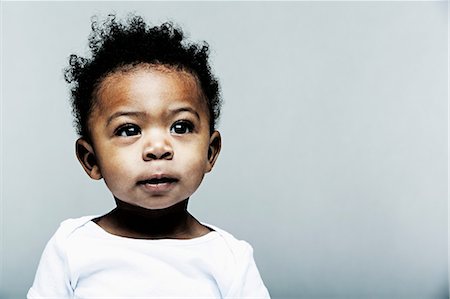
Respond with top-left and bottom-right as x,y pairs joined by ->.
111,197 -> 191,239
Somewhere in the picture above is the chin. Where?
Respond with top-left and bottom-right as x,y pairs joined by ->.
138,199 -> 187,210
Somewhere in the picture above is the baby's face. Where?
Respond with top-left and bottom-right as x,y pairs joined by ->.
82,67 -> 219,209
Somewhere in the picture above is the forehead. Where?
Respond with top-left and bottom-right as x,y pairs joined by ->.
94,66 -> 207,115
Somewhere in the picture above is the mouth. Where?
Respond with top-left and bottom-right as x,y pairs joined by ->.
137,175 -> 179,192
139,177 -> 178,185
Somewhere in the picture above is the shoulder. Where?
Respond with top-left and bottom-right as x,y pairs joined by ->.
56,215 -> 97,233
203,224 -> 271,298
204,223 -> 255,261
39,216 -> 99,275
27,216 -> 97,298
51,215 -> 97,245
60,215 -> 97,228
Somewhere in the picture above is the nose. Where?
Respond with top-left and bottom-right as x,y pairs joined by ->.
142,131 -> 174,161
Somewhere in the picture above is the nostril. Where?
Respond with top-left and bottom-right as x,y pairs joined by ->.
146,153 -> 157,160
160,152 -> 172,159
144,151 -> 172,160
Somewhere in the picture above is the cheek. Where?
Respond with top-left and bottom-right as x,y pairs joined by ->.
179,145 -> 208,177
183,162 -> 207,195
186,142 -> 210,168
96,148 -> 135,183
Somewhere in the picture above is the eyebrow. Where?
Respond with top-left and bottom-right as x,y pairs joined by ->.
168,107 -> 200,121
106,111 -> 146,126
105,107 -> 201,126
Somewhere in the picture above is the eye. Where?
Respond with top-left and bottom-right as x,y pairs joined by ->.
115,124 -> 141,137
170,121 -> 194,134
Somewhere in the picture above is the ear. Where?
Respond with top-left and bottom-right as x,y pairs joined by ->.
76,138 -> 102,180
205,130 -> 221,173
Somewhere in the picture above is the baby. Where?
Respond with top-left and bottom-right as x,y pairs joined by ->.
27,14 -> 270,298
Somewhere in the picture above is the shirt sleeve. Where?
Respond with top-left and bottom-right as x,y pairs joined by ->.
27,223 -> 74,299
225,242 -> 271,299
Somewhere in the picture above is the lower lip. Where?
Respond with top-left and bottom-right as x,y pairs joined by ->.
139,182 -> 176,193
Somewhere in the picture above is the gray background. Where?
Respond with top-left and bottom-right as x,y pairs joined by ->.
1,2 -> 448,299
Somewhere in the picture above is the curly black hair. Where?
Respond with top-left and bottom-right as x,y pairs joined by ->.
64,14 -> 221,139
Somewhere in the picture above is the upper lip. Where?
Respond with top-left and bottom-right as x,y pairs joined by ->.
137,174 -> 179,185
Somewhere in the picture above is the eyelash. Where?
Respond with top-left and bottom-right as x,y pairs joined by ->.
170,120 -> 195,134
114,120 -> 194,137
114,124 -> 141,137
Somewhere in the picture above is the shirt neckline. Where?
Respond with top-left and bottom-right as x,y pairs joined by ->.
86,219 -> 220,245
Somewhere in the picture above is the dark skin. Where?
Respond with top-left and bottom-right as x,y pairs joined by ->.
93,197 -> 212,239
75,67 -> 221,240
